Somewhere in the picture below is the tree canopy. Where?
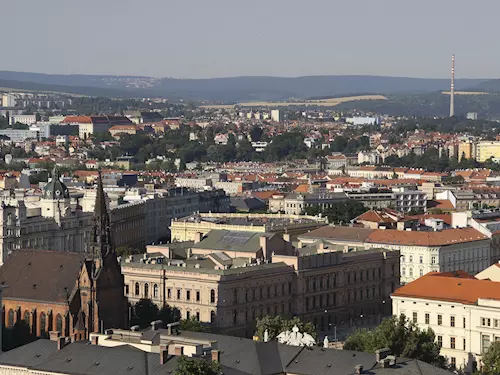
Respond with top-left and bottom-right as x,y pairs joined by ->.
480,341 -> 500,375
175,355 -> 221,375
305,201 -> 366,224
343,314 -> 445,368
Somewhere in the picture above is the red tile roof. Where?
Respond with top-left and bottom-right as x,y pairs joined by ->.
366,227 -> 486,246
392,272 -> 500,305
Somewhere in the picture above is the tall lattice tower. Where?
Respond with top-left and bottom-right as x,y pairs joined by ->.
450,54 -> 455,117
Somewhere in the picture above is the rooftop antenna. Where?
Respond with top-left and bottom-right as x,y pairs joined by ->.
450,54 -> 455,117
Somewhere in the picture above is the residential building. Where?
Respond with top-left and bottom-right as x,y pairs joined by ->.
109,124 -> 138,138
60,115 -> 133,138
0,128 -> 39,142
346,116 -> 379,126
170,212 -> 327,242
475,141 -> 500,163
0,174 -> 127,341
1,94 -> 16,108
393,188 -> 427,213
298,226 -> 490,283
0,331 -> 452,375
271,109 -> 283,122
268,192 -> 348,215
122,230 -> 399,336
9,114 -> 37,125
392,271 -> 500,372
458,141 -> 475,161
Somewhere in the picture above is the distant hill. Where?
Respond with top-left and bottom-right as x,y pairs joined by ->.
0,71 -> 490,102
466,79 -> 500,93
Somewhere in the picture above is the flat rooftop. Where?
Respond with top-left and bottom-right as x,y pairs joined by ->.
174,213 -> 326,227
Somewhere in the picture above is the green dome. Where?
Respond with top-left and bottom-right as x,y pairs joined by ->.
43,166 -> 70,200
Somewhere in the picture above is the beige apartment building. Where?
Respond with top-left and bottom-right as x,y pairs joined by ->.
170,212 -> 328,242
121,229 -> 400,337
393,271 -> 500,372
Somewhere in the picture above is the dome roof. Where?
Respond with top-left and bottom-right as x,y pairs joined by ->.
43,167 -> 70,200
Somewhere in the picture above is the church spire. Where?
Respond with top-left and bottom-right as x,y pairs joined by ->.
91,170 -> 112,259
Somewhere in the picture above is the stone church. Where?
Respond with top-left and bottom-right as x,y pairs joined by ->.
0,172 -> 128,340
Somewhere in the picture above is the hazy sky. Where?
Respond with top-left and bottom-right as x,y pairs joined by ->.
3,0 -> 499,78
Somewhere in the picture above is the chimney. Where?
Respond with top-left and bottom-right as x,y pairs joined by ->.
174,346 -> 184,357
49,331 -> 61,341
194,232 -> 203,244
91,335 -> 99,345
259,236 -> 268,259
375,348 -> 391,362
57,337 -> 67,351
355,364 -> 363,374
160,348 -> 169,365
211,349 -> 220,363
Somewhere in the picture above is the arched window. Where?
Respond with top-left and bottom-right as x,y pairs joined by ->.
210,289 -> 215,304
23,310 -> 30,324
186,310 -> 190,320
210,310 -> 216,324
135,282 -> 140,296
56,314 -> 63,332
144,283 -> 149,298
7,309 -> 14,328
40,312 -> 46,336
153,284 -> 158,299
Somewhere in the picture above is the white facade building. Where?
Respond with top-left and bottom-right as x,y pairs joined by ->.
1,94 -> 16,108
9,114 -> 37,125
271,109 -> 283,122
392,272 -> 500,372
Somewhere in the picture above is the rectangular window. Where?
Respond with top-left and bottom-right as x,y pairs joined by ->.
438,315 -> 442,326
168,289 -> 171,299
482,335 -> 491,353
431,256 -> 436,264
177,289 -> 181,300
451,316 -> 455,327
125,285 -> 129,295
186,290 -> 191,301
425,313 -> 430,325
463,317 -> 466,328
450,357 -> 456,369
495,319 -> 499,328
196,291 -> 200,301
413,312 -> 418,323
437,336 -> 443,348
463,338 -> 466,351
450,337 -> 456,349
419,256 -> 423,264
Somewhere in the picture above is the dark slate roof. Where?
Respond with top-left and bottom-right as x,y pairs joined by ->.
0,337 -> 453,375
299,226 -> 373,243
0,250 -> 85,303
194,230 -> 274,253
230,197 -> 266,212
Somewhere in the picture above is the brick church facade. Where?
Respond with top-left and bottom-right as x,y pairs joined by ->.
0,171 -> 128,340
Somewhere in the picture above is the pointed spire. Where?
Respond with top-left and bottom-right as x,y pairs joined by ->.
92,170 -> 112,259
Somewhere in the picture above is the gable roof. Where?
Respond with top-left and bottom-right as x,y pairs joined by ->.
366,228 -> 487,247
194,230 -> 274,253
0,250 -> 86,304
392,271 -> 500,305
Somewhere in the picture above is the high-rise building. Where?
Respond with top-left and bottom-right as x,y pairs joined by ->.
1,94 -> 16,108
271,109 -> 283,122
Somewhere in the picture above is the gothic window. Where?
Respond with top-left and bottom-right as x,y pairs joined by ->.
23,310 -> 30,324
7,309 -> 14,327
40,312 -> 46,337
153,284 -> 158,299
56,314 -> 63,332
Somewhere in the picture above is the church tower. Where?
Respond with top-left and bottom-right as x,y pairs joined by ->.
90,171 -> 113,260
41,166 -> 71,219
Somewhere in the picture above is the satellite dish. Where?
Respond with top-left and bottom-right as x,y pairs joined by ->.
4,154 -> 12,165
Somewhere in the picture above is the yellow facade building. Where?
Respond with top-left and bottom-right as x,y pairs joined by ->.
474,141 -> 500,162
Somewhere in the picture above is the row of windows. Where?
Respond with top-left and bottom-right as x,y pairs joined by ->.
5,309 -> 63,333
410,311 -> 466,328
235,283 -> 292,303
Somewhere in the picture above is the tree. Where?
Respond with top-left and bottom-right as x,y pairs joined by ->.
250,126 -> 263,142
255,316 -> 316,342
116,246 -> 141,258
180,317 -> 208,332
481,341 -> 500,374
343,314 -> 444,367
175,355 -> 221,375
131,299 -> 159,328
305,201 -> 366,224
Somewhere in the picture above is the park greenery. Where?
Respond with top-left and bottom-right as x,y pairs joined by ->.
254,315 -> 316,342
343,314 -> 445,368
480,341 -> 500,375
175,355 -> 221,375
131,298 -> 208,332
305,201 -> 366,224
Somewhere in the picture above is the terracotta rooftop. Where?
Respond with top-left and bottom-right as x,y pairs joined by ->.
392,271 -> 500,305
366,227 -> 487,247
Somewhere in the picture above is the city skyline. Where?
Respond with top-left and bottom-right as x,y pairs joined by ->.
3,0 -> 500,79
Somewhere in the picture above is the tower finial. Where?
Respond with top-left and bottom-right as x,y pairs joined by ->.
91,169 -> 113,259
450,54 -> 455,117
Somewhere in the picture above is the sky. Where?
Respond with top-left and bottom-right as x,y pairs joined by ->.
3,0 -> 500,79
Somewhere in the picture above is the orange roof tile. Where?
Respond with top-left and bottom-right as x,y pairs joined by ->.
392,272 -> 500,304
294,184 -> 310,193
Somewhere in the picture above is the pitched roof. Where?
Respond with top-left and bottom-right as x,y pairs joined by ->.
366,228 -> 487,247
194,230 -> 274,252
0,250 -> 85,304
392,271 -> 500,305
300,226 -> 373,243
